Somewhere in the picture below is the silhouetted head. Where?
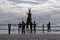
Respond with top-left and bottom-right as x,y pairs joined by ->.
28,8 -> 31,13
48,22 -> 50,25
22,21 -> 25,24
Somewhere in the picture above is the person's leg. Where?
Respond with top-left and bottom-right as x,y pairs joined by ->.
47,27 -> 49,32
49,28 -> 51,31
24,29 -> 25,34
34,29 -> 36,34
30,27 -> 32,34
22,29 -> 23,34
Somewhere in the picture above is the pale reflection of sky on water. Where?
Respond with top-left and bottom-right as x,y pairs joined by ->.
0,26 -> 60,34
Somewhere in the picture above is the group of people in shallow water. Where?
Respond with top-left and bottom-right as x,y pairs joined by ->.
42,22 -> 51,34
8,21 -> 51,35
18,21 -> 36,34
8,21 -> 36,35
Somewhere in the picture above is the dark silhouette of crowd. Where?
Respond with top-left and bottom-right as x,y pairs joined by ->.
8,21 -> 52,35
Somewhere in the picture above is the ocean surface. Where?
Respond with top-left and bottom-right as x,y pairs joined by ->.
0,25 -> 60,34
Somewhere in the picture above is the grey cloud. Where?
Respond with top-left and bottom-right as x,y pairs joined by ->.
8,0 -> 19,2
8,6 -> 23,9
9,0 -> 48,2
8,0 -> 43,5
53,5 -> 60,8
34,0 -> 48,2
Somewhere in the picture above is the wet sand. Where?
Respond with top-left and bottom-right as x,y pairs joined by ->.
0,34 -> 60,40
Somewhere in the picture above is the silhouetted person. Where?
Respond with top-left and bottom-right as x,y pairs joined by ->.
8,24 -> 11,35
18,23 -> 21,34
22,21 -> 25,34
26,8 -> 32,33
34,21 -> 36,34
42,24 -> 44,34
47,22 -> 51,32
30,22 -> 32,34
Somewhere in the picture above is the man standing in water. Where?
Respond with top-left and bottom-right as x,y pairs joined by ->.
47,22 -> 51,32
8,24 -> 11,35
42,24 -> 44,34
34,21 -> 36,34
22,21 -> 25,34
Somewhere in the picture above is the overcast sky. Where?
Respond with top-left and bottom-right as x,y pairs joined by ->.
0,0 -> 60,25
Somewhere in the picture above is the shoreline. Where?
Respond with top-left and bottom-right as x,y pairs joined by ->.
0,34 -> 60,40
